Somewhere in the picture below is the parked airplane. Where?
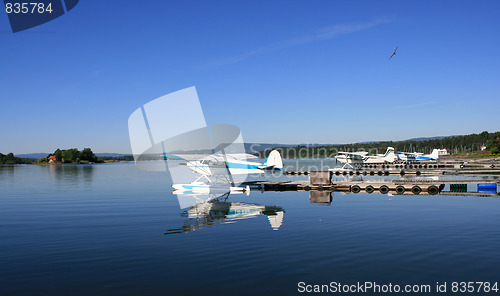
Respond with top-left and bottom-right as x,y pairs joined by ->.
335,147 -> 397,169
397,152 -> 418,162
398,149 -> 447,161
415,149 -> 446,161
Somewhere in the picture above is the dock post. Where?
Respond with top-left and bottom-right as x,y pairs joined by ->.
310,171 -> 333,186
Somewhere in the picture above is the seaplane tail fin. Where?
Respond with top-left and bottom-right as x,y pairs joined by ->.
260,150 -> 283,170
429,149 -> 440,160
267,211 -> 284,230
383,147 -> 397,162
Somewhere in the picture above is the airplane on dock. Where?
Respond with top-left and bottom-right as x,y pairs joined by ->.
397,152 -> 418,161
335,147 -> 397,169
397,149 -> 446,161
415,149 -> 446,161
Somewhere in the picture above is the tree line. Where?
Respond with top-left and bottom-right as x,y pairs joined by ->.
256,131 -> 500,158
99,155 -> 134,161
0,153 -> 32,164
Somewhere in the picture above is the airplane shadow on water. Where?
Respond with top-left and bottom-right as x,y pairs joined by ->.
165,192 -> 285,235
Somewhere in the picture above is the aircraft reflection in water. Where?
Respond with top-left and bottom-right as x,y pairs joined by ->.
165,191 -> 285,234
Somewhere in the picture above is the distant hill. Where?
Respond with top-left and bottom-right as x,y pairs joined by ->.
354,136 -> 457,145
16,153 -> 49,159
404,136 -> 455,142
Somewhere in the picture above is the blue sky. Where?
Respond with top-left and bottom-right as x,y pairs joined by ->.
1,0 -> 499,154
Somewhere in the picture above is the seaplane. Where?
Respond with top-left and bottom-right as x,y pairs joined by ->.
397,151 -> 418,162
166,150 -> 283,194
397,149 -> 445,161
335,147 -> 397,169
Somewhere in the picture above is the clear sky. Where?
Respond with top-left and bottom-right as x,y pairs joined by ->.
1,0 -> 499,154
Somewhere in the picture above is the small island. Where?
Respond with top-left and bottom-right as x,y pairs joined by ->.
36,148 -> 104,164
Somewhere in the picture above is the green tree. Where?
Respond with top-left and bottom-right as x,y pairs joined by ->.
480,131 -> 490,142
81,148 -> 97,162
487,138 -> 500,154
54,149 -> 62,162
62,148 -> 81,163
36,157 -> 48,163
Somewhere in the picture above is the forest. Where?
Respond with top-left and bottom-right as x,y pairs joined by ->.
255,131 -> 500,158
0,153 -> 32,164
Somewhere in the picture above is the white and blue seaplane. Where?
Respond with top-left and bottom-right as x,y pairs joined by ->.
165,150 -> 283,194
397,149 -> 446,161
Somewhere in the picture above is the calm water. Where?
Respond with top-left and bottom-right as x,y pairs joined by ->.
1,163 -> 499,296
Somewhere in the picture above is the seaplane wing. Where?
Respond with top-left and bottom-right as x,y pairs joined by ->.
223,153 -> 259,160
163,153 -> 207,160
164,152 -> 258,161
338,151 -> 369,156
164,150 -> 283,176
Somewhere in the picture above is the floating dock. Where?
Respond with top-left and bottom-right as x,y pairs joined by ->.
283,164 -> 500,176
245,170 -> 499,197
247,180 -> 499,197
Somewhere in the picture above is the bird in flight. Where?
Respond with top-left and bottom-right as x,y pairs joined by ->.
389,47 -> 398,60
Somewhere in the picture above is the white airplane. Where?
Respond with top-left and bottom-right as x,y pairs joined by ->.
415,149 -> 446,161
397,152 -> 418,162
165,150 -> 283,193
335,147 -> 397,169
